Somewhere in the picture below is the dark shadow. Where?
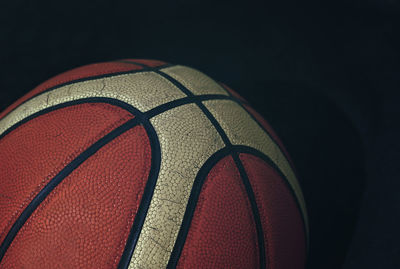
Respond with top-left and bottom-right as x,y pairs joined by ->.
240,81 -> 367,269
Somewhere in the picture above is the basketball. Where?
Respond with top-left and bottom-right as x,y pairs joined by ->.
0,59 -> 307,268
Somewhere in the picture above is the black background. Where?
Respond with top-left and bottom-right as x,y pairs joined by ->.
1,1 -> 399,268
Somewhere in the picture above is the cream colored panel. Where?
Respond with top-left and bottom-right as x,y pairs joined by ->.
203,99 -> 308,232
128,103 -> 224,269
0,72 -> 186,135
161,65 -> 229,96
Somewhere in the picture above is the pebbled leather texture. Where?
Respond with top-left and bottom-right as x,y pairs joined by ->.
0,59 -> 307,269
176,155 -> 260,269
240,153 -> 306,269
0,103 -> 133,246
1,126 -> 151,268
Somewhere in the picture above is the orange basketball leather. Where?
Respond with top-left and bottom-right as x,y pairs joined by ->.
1,126 -> 151,268
240,153 -> 306,269
0,59 -> 307,269
0,59 -> 164,119
177,155 -> 260,268
0,103 -> 134,245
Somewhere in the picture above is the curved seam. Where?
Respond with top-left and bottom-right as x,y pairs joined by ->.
110,60 -> 268,269
166,146 -> 269,269
0,117 -> 142,263
169,144 -> 307,268
117,111 -> 161,268
0,62 -> 173,121
0,98 -> 161,265
113,128 -> 151,267
217,83 -> 299,176
0,60 -> 270,267
118,61 -> 307,263
0,95 -> 237,141
212,83 -> 309,247
217,85 -> 309,247
0,97 -> 144,140
233,146 -> 308,249
145,94 -> 234,119
231,151 -> 267,269
0,114 -> 131,243
154,68 -> 266,269
166,147 -> 232,268
140,67 -> 267,268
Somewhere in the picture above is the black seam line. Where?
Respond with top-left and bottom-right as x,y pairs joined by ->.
166,146 -> 232,268
117,61 -> 251,128
145,94 -> 234,119
231,150 -> 267,269
0,62 -> 174,120
121,60 -> 249,108
216,83 -> 298,178
153,70 -> 194,97
150,69 -> 233,146
166,146 -> 268,269
0,97 -> 145,141
111,61 -> 271,265
117,115 -> 161,269
150,66 -> 290,180
240,104 -> 300,175
231,146 -> 309,251
195,101 -> 232,146
120,60 -> 192,97
236,101 -> 309,248
0,95 -> 234,142
123,61 -> 297,266
0,117 -> 141,263
214,83 -> 307,245
168,145 -> 309,268
115,60 -> 193,96
153,69 -> 266,269
216,83 -> 305,231
130,62 -> 234,147
123,60 -> 306,255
